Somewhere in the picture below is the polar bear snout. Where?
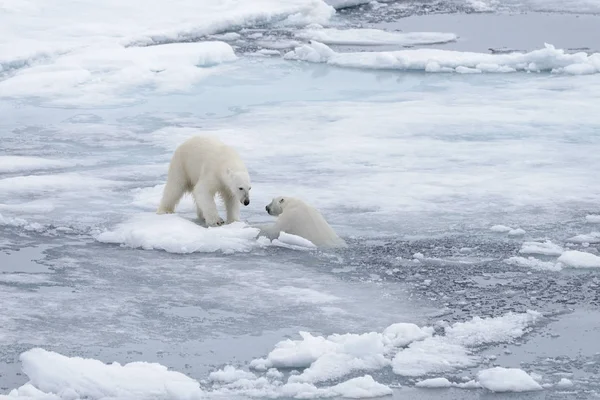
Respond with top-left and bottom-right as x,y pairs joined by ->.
266,204 -> 270,213
243,198 -> 250,206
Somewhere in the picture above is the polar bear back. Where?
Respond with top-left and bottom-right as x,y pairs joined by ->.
175,136 -> 247,187
276,198 -> 346,248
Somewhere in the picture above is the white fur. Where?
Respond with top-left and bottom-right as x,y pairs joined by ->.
260,196 -> 347,248
157,136 -> 251,226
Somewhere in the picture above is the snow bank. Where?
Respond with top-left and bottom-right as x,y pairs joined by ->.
5,348 -> 203,399
96,213 -> 261,254
392,311 -> 541,376
477,367 -> 542,392
519,240 -> 563,256
504,256 -> 561,272
284,42 -> 600,74
295,28 -> 457,46
557,250 -> 600,268
0,0 -> 334,105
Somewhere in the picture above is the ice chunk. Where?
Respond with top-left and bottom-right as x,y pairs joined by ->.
566,232 -> 600,244
96,213 -> 261,254
556,378 -> 574,388
585,215 -> 600,223
415,377 -> 452,388
272,232 -> 318,250
504,256 -> 561,272
326,375 -> 392,398
508,228 -> 526,237
490,225 -> 512,232
7,348 -> 203,399
382,323 -> 434,347
519,240 -> 563,256
254,322 -> 431,384
392,311 -> 541,376
296,28 -> 457,46
477,367 -> 543,392
209,366 -> 256,383
557,250 -> 600,268
284,42 -> 600,74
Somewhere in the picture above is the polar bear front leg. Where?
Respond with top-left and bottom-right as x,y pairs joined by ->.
192,182 -> 224,227
224,192 -> 240,224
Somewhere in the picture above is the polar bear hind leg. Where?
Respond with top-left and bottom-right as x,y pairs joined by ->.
157,162 -> 188,214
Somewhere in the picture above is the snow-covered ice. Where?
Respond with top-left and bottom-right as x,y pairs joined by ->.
519,241 -> 564,256
295,28 -> 457,46
504,256 -> 562,272
585,215 -> 600,223
557,250 -> 600,268
3,0 -> 600,397
477,367 -> 543,392
96,213 -> 262,254
415,377 -> 452,388
285,41 -> 600,74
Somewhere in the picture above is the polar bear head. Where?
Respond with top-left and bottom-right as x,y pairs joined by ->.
227,169 -> 252,206
265,196 -> 292,216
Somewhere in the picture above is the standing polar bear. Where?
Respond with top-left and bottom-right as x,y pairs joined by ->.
260,196 -> 347,248
157,136 -> 251,227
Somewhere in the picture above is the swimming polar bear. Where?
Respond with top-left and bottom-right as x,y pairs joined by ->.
157,136 -> 251,227
259,196 -> 347,248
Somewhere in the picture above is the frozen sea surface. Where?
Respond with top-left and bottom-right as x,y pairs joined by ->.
2,0 -> 600,399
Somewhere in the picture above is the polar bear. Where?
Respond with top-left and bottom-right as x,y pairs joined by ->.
157,136 -> 251,226
259,196 -> 347,248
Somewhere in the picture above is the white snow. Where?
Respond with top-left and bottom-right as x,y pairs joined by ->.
0,0 -> 335,106
249,323 -> 433,383
504,256 -> 561,272
209,366 -> 257,383
566,232 -> 600,244
4,349 -> 392,399
0,41 -> 237,106
557,250 -> 600,268
490,225 -> 512,233
5,348 -> 204,399
585,215 -> 600,223
295,28 -> 457,46
246,311 -> 542,384
284,42 -> 600,74
557,378 -> 574,388
0,156 -> 76,173
392,311 -> 541,376
519,240 -> 563,256
96,213 -> 261,254
415,377 -> 452,388
508,228 -> 526,236
477,367 -> 543,392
